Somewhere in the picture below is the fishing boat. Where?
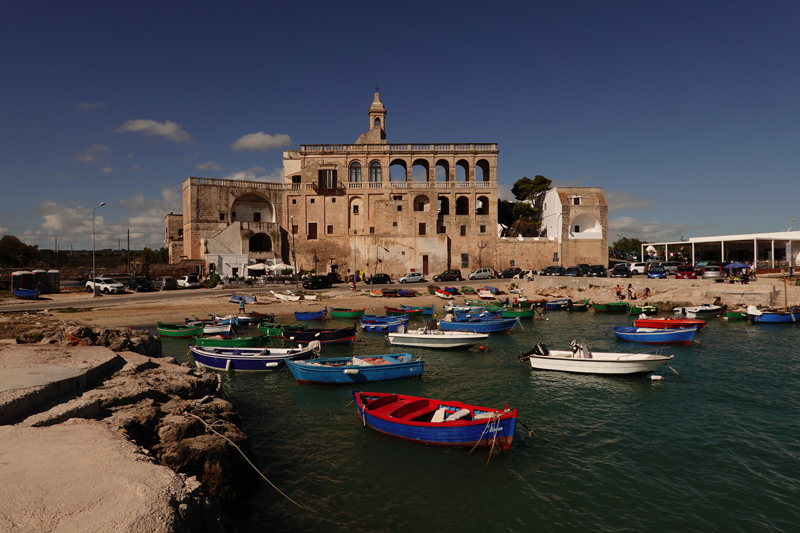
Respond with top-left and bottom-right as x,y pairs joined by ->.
747,305 -> 800,324
294,307 -> 327,321
427,285 -> 439,294
592,302 -> 628,313
627,303 -> 658,315
723,309 -> 749,320
476,289 -> 495,300
361,313 -> 407,323
192,335 -> 269,348
633,317 -> 706,329
519,340 -> 674,375
360,317 -> 408,332
271,290 -> 302,302
331,308 -> 365,319
500,306 -> 537,319
569,299 -> 592,311
386,306 -> 422,317
12,288 -> 39,300
612,326 -> 698,345
464,298 -> 490,307
453,308 -> 501,319
229,294 -> 256,304
287,354 -> 424,384
282,325 -> 356,345
461,286 -> 476,294
396,289 -> 416,298
673,304 -> 723,318
369,290 -> 384,297
439,316 -> 518,334
203,323 -> 233,336
258,322 -> 306,336
435,288 -> 455,299
157,322 -> 204,338
190,341 -> 321,372
401,304 -> 434,316
381,288 -> 398,298
387,326 -> 489,349
443,286 -> 457,295
351,391 -> 517,450
544,298 -> 570,310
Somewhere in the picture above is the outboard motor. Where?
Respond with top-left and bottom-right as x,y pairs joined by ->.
533,342 -> 549,356
570,339 -> 579,356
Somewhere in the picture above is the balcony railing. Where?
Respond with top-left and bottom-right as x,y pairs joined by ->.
300,143 -> 498,154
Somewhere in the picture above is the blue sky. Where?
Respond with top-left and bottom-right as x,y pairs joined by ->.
1,1 -> 798,251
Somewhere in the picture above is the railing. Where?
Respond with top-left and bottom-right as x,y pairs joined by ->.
190,177 -> 287,189
341,181 -> 496,190
300,143 -> 498,153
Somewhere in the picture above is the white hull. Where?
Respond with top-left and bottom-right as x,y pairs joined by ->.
272,290 -> 301,301
203,324 -> 233,336
527,350 -> 673,375
388,329 -> 489,349
673,304 -> 721,318
435,291 -> 454,299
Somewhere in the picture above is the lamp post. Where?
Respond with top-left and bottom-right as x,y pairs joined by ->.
290,216 -> 298,291
92,202 -> 105,298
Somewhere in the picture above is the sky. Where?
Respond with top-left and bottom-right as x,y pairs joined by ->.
1,1 -> 798,251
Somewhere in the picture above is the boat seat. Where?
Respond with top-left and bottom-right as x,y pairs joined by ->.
431,408 -> 448,423
445,408 -> 471,422
258,348 -> 270,355
389,399 -> 430,419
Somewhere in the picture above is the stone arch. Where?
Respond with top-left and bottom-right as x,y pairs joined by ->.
570,213 -> 602,237
476,159 -> 491,181
456,196 -> 470,215
438,196 -> 450,215
369,161 -> 382,182
249,233 -> 272,252
435,159 -> 450,182
231,192 -> 274,223
349,196 -> 364,233
476,195 -> 490,215
389,159 -> 406,182
456,159 -> 470,182
349,161 -> 362,182
412,159 -> 430,182
413,194 -> 430,212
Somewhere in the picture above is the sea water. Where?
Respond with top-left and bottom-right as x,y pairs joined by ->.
162,311 -> 800,532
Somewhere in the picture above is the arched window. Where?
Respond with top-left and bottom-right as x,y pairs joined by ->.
476,196 -> 489,215
349,162 -> 361,182
369,161 -> 382,182
456,196 -> 469,215
374,117 -> 381,127
249,233 -> 272,252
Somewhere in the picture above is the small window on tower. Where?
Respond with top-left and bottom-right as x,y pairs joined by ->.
370,227 -> 375,234
254,213 -> 261,222
353,205 -> 359,214
397,205 -> 402,212
460,225 -> 466,237
219,213 -> 225,221
327,225 -> 333,235
292,199 -> 297,205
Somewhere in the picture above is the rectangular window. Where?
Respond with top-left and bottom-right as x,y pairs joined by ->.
353,205 -> 359,214
292,199 -> 297,205
332,198 -> 336,203
370,227 -> 375,234
397,205 -> 402,212
438,225 -> 446,234
310,198 -> 315,204
292,225 -> 298,235
292,175 -> 301,184
419,223 -> 426,236
231,212 -> 236,220
327,225 -> 333,235
480,225 -> 486,233
392,195 -> 402,200
461,253 -> 469,268
318,169 -> 337,189
308,223 -> 317,240
572,197 -> 581,206
574,225 -> 580,233
219,213 -> 225,221
460,225 -> 466,237
393,221 -> 397,227
178,229 -> 183,237
254,212 -> 261,222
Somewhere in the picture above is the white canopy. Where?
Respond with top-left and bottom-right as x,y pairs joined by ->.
247,263 -> 266,271
269,263 -> 294,273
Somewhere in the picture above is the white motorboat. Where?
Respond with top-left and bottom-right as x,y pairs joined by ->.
672,303 -> 722,318
519,340 -> 673,375
387,326 -> 489,349
271,290 -> 301,302
203,323 -> 233,336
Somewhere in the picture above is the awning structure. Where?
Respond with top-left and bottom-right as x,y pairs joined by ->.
247,263 -> 266,271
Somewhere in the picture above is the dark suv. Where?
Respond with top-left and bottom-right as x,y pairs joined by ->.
302,275 -> 333,290
543,266 -> 567,276
367,273 -> 392,285
497,267 -> 523,279
128,277 -> 154,292
432,269 -> 463,282
587,265 -> 607,277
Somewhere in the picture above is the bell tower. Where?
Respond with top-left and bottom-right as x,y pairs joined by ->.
355,89 -> 387,144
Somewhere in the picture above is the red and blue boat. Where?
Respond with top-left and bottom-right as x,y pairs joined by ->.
351,390 -> 517,450
633,317 -> 706,329
747,305 -> 800,324
612,326 -> 698,345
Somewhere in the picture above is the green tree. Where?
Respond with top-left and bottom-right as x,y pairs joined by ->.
497,199 -> 515,228
511,175 -> 551,202
0,235 -> 40,267
611,237 -> 648,253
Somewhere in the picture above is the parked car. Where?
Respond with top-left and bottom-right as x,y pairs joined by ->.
153,276 -> 178,290
468,268 -> 493,280
645,261 -> 662,273
702,265 -> 724,279
647,265 -> 667,279
576,264 -> 591,275
497,267 -> 523,279
432,269 -> 463,282
543,266 -> 567,276
610,265 -> 632,278
626,252 -> 641,262
398,272 -> 426,283
326,272 -> 343,284
661,261 -> 681,273
587,265 -> 607,277
564,266 -> 583,277
128,277 -> 154,292
86,277 -> 125,294
303,275 -> 333,290
367,273 -> 392,285
675,265 -> 697,279
177,275 -> 201,289
629,262 -> 648,275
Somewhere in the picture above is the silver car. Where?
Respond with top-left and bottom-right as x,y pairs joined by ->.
702,266 -> 724,279
398,272 -> 426,283
468,268 -> 493,280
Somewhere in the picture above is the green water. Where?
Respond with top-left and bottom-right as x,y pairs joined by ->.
162,312 -> 800,532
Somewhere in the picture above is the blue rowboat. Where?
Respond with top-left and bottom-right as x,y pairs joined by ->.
401,304 -> 434,316
544,298 -> 570,310
438,317 -> 518,334
397,289 -> 416,298
361,314 -> 409,323
453,309 -> 501,320
13,288 -> 39,300
294,307 -> 327,321
351,390 -> 517,450
747,305 -> 800,324
612,326 -> 698,345
287,354 -> 424,384
282,326 -> 356,345
360,318 -> 408,332
190,341 -> 320,371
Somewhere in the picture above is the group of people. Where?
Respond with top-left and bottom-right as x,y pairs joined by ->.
615,284 -> 651,301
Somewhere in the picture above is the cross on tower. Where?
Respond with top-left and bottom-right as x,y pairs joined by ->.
374,85 -> 380,92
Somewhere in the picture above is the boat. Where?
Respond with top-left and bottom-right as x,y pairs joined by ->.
387,326 -> 489,349
271,290 -> 301,302
592,302 -> 628,313
673,304 -> 723,318
287,354 -> 424,384
351,391 -> 517,450
519,340 -> 674,375
12,288 -> 39,300
627,303 -> 658,315
464,298 -> 490,307
476,289 -> 495,300
282,325 -> 356,345
435,288 -> 455,299
203,323 -> 233,336
258,322 -> 307,336
386,306 -> 422,317
401,304 -> 434,316
427,285 -> 439,294
190,341 -> 321,372
331,308 -> 365,319
229,294 -> 256,304
360,317 -> 408,332
192,335 -> 269,348
461,286 -> 476,294
157,322 -> 204,338
443,286 -> 457,295
723,309 -> 749,320
747,305 -> 800,324
294,307 -> 327,321
361,313 -> 408,323
396,289 -> 416,298
439,316 -> 519,334
612,326 -> 698,345
500,306 -> 537,319
369,290 -> 384,297
480,286 -> 498,295
569,299 -> 592,311
544,298 -> 570,310
633,317 -> 706,329
381,288 -> 398,298
453,308 -> 501,319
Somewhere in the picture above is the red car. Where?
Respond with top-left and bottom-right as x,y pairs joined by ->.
675,265 -> 697,279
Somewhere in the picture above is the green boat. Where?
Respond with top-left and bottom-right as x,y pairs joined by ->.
627,303 -> 658,315
465,298 -> 495,306
724,310 -> 748,320
427,285 -> 439,294
258,322 -> 307,336
569,299 -> 592,311
500,306 -> 537,318
331,308 -> 365,319
592,302 -> 628,313
157,322 -> 203,338
192,335 -> 270,348
461,286 -> 476,294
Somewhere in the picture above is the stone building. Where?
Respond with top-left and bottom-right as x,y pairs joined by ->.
165,92 -> 608,278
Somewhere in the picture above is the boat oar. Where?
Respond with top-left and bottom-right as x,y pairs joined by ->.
668,365 -> 687,382
693,337 -> 703,347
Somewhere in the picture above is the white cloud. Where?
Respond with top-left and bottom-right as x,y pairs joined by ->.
195,161 -> 222,171
73,144 -> 112,164
72,101 -> 107,111
609,216 -> 710,242
132,165 -> 148,171
604,191 -> 656,214
222,166 -> 282,183
113,119 -> 193,143
230,132 -> 292,152
101,167 -> 113,173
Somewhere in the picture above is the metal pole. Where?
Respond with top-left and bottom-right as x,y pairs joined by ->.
92,202 -> 105,298
290,216 -> 298,291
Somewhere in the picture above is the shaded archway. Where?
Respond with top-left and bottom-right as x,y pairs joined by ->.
249,233 -> 272,252
476,195 -> 489,215
476,159 -> 491,181
231,192 -> 274,223
435,160 -> 450,182
413,194 -> 430,212
389,159 -> 407,182
438,196 -> 450,215
456,196 -> 469,215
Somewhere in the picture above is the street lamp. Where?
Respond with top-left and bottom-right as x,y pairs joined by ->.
290,216 -> 298,291
92,202 -> 105,298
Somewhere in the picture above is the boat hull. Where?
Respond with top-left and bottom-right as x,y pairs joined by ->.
526,350 -> 673,375
749,311 -> 800,323
387,329 -> 489,349
633,317 -> 706,329
438,317 -> 518,334
157,322 -> 204,338
283,326 -> 355,345
612,326 -> 697,345
330,308 -> 365,319
593,302 -> 628,313
287,355 -> 424,384
190,342 -> 320,372
673,305 -> 722,318
12,288 -> 39,300
294,307 -> 328,321
192,335 -> 269,348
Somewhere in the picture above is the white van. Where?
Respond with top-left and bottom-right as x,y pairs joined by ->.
468,268 -> 493,280
629,262 -> 648,275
